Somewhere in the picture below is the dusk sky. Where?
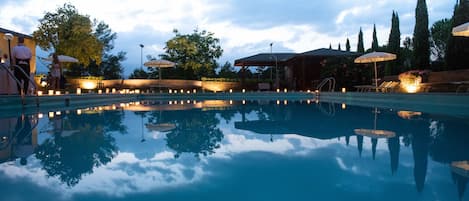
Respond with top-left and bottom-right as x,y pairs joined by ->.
0,0 -> 455,76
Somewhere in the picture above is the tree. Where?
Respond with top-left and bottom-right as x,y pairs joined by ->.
430,19 -> 451,62
446,0 -> 469,69
33,3 -> 103,66
386,11 -> 401,75
413,0 -> 430,69
402,36 -> 413,70
218,61 -> 238,79
357,28 -> 365,53
129,68 -> 148,79
372,24 -> 379,51
162,29 -> 223,80
346,38 -> 351,52
338,43 -> 341,51
87,21 -> 126,79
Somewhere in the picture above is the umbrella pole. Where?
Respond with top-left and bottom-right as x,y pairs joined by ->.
374,62 -> 378,92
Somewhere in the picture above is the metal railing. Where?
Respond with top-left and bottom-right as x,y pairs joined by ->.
316,77 -> 336,92
1,63 -> 39,106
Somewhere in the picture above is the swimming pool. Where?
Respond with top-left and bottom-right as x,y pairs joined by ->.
0,99 -> 468,201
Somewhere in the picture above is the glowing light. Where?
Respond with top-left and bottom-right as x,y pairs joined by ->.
284,100 -> 288,105
106,88 -> 110,94
38,113 -> 43,118
341,103 -> 347,109
135,89 -> 140,94
307,100 -> 311,104
284,88 -> 288,93
112,88 -> 116,93
193,89 -> 197,93
276,89 -> 280,93
169,101 -> 173,105
48,112 -> 54,118
229,100 -> 233,104
37,91 -> 43,96
48,90 -> 54,95
229,89 -> 233,93
403,84 -> 419,93
276,100 -> 280,105
180,89 -> 184,93
98,89 -> 102,94
341,88 -> 346,93
82,81 -> 97,90
55,91 -> 61,95
77,109 -> 82,115
40,81 -> 47,87
242,89 -> 246,93
169,89 -> 172,94
307,90 -> 311,93
242,100 -> 246,105
76,88 -> 81,95
55,111 -> 61,115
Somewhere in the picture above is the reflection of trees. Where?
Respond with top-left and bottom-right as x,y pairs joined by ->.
35,111 -> 121,186
164,110 -> 223,158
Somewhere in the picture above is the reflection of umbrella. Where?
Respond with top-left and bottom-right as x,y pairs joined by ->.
354,108 -> 396,138
451,161 -> 469,178
452,22 -> 469,37
145,123 -> 176,132
144,60 -> 176,80
43,55 -> 79,63
354,52 -> 397,91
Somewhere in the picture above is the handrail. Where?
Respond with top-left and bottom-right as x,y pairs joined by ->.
11,64 -> 38,95
316,77 -> 336,92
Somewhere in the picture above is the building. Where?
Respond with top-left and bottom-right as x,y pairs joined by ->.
234,48 -> 360,90
0,27 -> 36,73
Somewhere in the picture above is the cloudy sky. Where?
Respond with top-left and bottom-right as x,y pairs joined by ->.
0,0 -> 455,76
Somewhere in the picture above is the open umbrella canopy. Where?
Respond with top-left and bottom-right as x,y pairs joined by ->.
144,60 -> 175,68
42,55 -> 79,63
354,52 -> 397,90
354,52 -> 397,63
452,22 -> 469,37
145,123 -> 176,132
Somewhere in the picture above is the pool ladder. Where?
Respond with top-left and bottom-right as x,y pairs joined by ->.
316,77 -> 336,92
0,64 -> 39,107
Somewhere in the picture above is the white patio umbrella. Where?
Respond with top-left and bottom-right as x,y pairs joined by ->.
452,22 -> 469,37
354,52 -> 396,91
43,55 -> 79,63
144,60 -> 176,80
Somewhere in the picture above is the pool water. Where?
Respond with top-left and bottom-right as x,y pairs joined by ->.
0,100 -> 468,201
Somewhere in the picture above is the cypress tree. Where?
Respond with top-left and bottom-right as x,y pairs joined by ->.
386,11 -> 401,75
338,43 -> 341,51
357,28 -> 365,53
372,24 -> 379,51
329,43 -> 332,49
346,38 -> 351,51
413,0 -> 430,69
446,0 -> 469,69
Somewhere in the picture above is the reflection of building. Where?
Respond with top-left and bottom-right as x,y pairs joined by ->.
0,115 -> 38,165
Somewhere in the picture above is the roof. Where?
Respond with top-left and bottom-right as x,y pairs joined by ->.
234,53 -> 297,66
0,27 -> 33,39
234,48 -> 361,67
298,48 -> 361,57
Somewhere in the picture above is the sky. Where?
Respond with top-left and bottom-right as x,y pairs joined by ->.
0,0 -> 455,76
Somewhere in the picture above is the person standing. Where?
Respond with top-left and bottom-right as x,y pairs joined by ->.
11,36 -> 32,95
50,53 -> 62,90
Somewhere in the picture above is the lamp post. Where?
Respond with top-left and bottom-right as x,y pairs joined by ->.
139,44 -> 144,70
269,43 -> 279,89
3,33 -> 14,64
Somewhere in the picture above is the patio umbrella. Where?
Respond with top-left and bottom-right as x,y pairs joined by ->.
452,22 -> 469,37
354,108 -> 396,138
144,60 -> 176,80
354,52 -> 396,91
451,161 -> 469,178
145,123 -> 176,132
43,55 -> 79,63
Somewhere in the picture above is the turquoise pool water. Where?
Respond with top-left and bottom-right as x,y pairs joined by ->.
0,100 -> 468,201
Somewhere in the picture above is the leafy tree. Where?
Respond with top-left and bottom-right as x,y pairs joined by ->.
413,0 -> 430,69
33,3 -> 103,66
162,29 -> 223,80
345,38 -> 351,52
218,61 -> 238,79
129,68 -> 148,79
357,28 -> 365,53
430,19 -> 452,63
371,24 -> 379,51
386,11 -> 401,75
402,36 -> 413,70
446,0 -> 469,69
